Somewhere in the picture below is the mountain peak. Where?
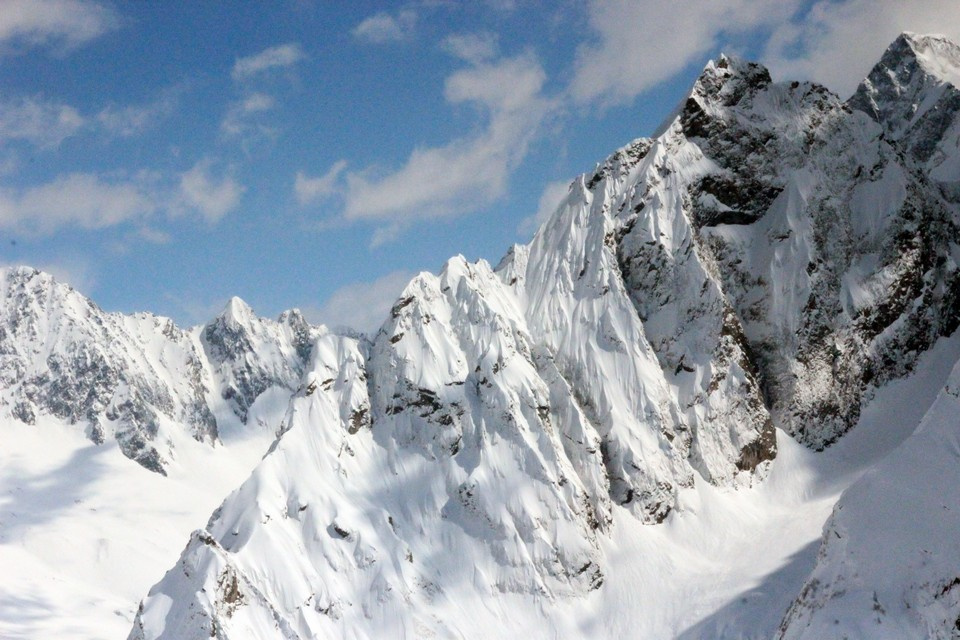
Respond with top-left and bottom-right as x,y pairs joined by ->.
884,32 -> 960,86
216,296 -> 256,330
690,53 -> 772,108
0,264 -> 101,322
1,265 -> 60,291
849,32 -> 960,165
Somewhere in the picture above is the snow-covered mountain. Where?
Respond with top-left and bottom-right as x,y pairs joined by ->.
778,32 -> 960,640
3,31 -> 960,640
115,32 -> 960,639
0,267 -> 320,473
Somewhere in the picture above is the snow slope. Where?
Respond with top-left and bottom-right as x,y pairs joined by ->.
0,414 -> 274,640
128,327 -> 960,640
778,342 -> 960,639
127,33 -> 960,640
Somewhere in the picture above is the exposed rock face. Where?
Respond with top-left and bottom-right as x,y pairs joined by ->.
778,32 -> 960,639
202,298 -> 322,423
0,267 -> 317,473
672,49 -> 960,449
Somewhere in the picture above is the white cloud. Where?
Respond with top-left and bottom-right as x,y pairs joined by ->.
305,270 -> 414,334
570,0 -> 802,106
0,0 -> 118,52
518,179 -> 570,237
441,32 -> 498,64
231,43 -> 305,81
369,223 -> 403,249
340,54 -> 553,233
0,173 -> 155,234
0,164 -> 243,238
97,88 -> 180,137
762,0 -> 960,97
179,161 -> 244,223
221,92 -> 276,137
351,10 -> 416,44
295,160 -> 347,205
240,93 -> 275,113
0,89 -> 179,148
0,96 -> 85,147
135,226 -> 171,244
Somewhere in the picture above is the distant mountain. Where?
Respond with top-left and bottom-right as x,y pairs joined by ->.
0,267 -> 321,473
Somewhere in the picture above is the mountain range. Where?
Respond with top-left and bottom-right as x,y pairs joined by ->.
2,31 -> 960,640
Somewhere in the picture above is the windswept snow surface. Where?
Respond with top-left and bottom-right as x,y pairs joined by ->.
0,414 -> 276,639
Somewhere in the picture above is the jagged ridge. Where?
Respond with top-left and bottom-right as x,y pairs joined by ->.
0,267 -> 321,473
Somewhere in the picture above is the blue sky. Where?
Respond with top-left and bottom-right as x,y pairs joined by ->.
1,0 -> 958,332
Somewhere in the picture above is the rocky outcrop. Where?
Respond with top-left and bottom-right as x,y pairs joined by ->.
202,298 -> 321,423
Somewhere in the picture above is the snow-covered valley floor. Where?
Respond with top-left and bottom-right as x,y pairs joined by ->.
3,333 -> 958,639
0,397 -> 282,640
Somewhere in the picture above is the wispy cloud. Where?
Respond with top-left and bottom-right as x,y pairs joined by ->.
231,43 -> 305,81
134,226 -> 171,245
0,0 -> 119,53
295,160 -> 347,205
517,179 -> 570,237
339,53 -> 554,241
221,92 -> 276,138
0,88 -> 180,148
441,32 -> 498,64
0,96 -> 85,147
304,269 -> 414,334
570,0 -> 803,106
97,87 -> 181,137
178,160 -> 244,223
0,173 -> 155,234
351,10 -> 417,44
